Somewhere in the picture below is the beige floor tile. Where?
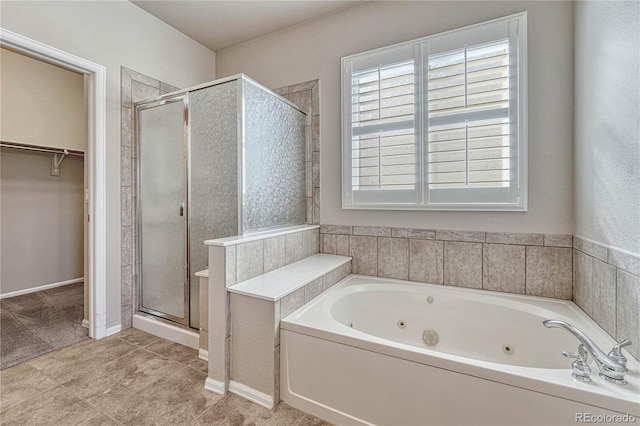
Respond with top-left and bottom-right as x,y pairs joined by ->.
146,339 -> 207,372
0,363 -> 58,411
63,348 -> 177,411
254,402 -> 307,425
4,330 -> 316,426
79,413 -> 123,426
105,363 -> 222,425
0,385 -> 98,426
27,337 -> 138,384
113,328 -> 160,348
192,393 -> 271,425
295,414 -> 333,426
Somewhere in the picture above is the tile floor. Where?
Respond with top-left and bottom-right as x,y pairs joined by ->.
0,328 -> 330,425
1,283 -> 88,370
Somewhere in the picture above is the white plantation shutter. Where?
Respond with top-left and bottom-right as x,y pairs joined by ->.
351,61 -> 416,191
344,44 -> 420,205
426,40 -> 513,196
342,13 -> 526,210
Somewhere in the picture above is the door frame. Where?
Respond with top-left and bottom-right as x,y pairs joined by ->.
1,28 -> 108,339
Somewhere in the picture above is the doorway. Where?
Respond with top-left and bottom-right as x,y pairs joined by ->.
0,28 -> 107,341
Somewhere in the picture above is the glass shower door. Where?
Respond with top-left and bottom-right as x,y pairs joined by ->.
137,97 -> 188,325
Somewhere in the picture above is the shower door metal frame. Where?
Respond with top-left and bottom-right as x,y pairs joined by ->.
135,94 -> 191,326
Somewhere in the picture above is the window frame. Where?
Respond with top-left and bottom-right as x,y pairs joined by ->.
341,12 -> 527,211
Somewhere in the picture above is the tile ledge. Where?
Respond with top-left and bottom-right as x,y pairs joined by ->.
228,254 -> 351,302
205,225 -> 319,247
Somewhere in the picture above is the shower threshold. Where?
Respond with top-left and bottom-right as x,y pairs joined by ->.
132,313 -> 199,350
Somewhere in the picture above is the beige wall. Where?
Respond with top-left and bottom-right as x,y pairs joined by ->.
216,1 -> 574,235
1,0 -> 216,328
1,151 -> 84,294
574,1 -> 640,255
1,48 -> 85,151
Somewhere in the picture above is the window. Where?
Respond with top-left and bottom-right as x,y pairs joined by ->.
342,13 -> 527,210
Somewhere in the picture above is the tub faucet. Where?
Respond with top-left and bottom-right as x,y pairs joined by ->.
543,320 -> 629,385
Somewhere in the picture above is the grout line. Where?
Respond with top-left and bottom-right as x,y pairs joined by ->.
481,243 -> 485,290
375,237 -> 380,278
524,246 -> 528,295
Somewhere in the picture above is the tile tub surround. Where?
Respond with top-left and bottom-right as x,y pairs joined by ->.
205,225 -> 320,395
320,225 -> 640,362
321,225 -> 573,298
573,236 -> 640,362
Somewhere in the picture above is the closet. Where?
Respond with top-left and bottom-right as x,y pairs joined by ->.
0,47 -> 88,369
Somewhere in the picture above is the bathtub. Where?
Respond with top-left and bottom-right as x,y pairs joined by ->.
280,275 -> 640,426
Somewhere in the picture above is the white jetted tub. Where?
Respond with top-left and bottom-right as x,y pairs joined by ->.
280,275 -> 640,426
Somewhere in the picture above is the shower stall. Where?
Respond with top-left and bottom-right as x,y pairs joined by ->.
135,75 -> 307,329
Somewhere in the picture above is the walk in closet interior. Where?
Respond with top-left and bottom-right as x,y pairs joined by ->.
0,47 -> 88,369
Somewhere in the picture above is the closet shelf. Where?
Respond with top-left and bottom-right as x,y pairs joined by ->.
0,140 -> 84,156
1,140 -> 84,176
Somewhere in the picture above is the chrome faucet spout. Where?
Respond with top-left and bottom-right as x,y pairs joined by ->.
543,320 -> 627,384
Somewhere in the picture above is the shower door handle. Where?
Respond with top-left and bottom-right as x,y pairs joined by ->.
179,202 -> 185,216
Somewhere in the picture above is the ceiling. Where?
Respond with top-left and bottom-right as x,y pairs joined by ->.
131,1 -> 366,52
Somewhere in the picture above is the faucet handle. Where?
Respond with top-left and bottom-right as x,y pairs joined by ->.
608,339 -> 632,367
563,344 -> 592,383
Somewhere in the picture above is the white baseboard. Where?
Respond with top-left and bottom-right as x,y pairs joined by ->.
132,314 -> 199,349
106,324 -> 122,336
199,348 -> 209,362
82,319 -> 90,329
0,278 -> 84,299
204,377 -> 226,395
229,380 -> 274,409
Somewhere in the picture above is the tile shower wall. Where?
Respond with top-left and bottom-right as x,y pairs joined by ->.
320,225 -> 573,299
273,80 -> 320,224
120,67 -> 179,329
573,237 -> 640,361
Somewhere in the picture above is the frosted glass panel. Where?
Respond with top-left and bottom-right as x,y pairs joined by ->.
243,81 -> 307,231
188,82 -> 239,328
139,99 -> 186,321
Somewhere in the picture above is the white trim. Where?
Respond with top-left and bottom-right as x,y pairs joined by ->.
0,28 -> 108,340
82,319 -> 90,329
228,380 -> 274,409
199,348 -> 209,362
0,278 -> 83,299
106,324 -> 122,336
132,313 -> 199,349
204,377 -> 227,395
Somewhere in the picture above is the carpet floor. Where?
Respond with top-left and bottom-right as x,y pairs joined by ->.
0,282 -> 88,370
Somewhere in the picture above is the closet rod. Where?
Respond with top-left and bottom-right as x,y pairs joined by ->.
0,140 -> 85,157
